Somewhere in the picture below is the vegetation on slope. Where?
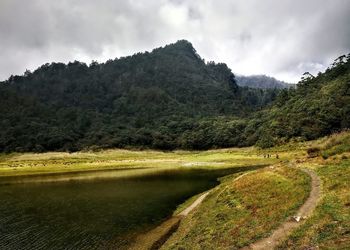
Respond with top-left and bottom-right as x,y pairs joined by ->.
0,130 -> 349,248
279,160 -> 350,249
0,40 -> 279,152
160,131 -> 350,249
278,131 -> 350,249
162,166 -> 310,249
249,55 -> 350,148
0,41 -> 349,152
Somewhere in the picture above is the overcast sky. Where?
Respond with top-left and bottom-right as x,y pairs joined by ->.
0,0 -> 349,83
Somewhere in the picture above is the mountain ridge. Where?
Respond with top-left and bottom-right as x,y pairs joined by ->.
0,40 -> 278,151
236,75 -> 295,89
0,40 -> 349,151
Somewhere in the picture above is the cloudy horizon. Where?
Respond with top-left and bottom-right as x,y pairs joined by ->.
0,0 -> 349,83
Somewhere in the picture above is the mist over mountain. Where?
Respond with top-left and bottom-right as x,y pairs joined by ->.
250,55 -> 350,148
236,75 -> 295,89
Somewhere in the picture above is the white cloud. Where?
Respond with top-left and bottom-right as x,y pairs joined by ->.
0,0 -> 349,83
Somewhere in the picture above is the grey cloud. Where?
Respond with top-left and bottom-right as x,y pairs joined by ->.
0,0 -> 349,82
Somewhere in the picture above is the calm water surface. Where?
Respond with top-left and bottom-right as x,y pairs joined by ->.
0,166 -> 258,249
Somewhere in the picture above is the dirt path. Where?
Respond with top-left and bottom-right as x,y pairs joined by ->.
129,171 -> 257,250
242,168 -> 321,250
179,192 -> 210,216
180,171 -> 253,217
129,191 -> 211,250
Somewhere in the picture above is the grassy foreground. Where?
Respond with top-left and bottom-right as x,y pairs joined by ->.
163,166 -> 311,249
0,132 -> 349,249
277,132 -> 350,249
162,131 -> 350,249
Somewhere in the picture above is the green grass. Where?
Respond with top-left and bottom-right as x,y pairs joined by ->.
162,166 -> 311,249
320,131 -> 350,159
275,131 -> 350,248
172,172 -> 247,216
1,131 -> 349,249
163,131 -> 350,249
173,192 -> 205,216
0,148 -> 278,177
277,160 -> 350,249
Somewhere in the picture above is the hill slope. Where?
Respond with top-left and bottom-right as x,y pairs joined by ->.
249,55 -> 350,147
0,41 -> 348,152
0,40 -> 278,152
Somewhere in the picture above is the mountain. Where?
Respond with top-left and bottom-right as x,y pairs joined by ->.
0,41 -> 348,152
179,54 -> 350,149
249,54 -> 350,147
236,75 -> 295,89
0,40 -> 278,152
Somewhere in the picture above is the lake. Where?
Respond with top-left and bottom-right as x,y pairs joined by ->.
0,166 -> 258,249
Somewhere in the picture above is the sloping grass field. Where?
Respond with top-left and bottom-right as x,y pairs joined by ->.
163,131 -> 350,249
162,166 -> 311,249
277,132 -> 350,249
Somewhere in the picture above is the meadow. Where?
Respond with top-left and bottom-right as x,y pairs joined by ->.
163,131 -> 350,249
0,147 -> 280,178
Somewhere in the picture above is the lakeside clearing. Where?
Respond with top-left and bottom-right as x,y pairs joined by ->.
162,131 -> 350,249
0,131 -> 349,249
0,147 -> 280,178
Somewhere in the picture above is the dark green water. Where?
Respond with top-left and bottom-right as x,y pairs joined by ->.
0,166 -> 257,249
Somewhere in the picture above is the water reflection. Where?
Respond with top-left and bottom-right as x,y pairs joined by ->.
0,165 -> 263,249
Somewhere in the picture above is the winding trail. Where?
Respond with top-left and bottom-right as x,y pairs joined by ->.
130,173 -> 251,250
242,168 -> 321,250
130,167 -> 321,250
129,191 -> 211,250
179,192 -> 210,216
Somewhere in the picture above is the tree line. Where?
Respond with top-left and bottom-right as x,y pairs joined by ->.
0,40 -> 349,152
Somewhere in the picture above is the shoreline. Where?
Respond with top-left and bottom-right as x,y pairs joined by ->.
129,171 -> 254,250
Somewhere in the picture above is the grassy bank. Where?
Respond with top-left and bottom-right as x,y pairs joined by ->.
277,132 -> 350,249
162,166 -> 311,249
161,131 -> 350,249
1,131 -> 349,249
277,160 -> 350,249
0,148 -> 279,177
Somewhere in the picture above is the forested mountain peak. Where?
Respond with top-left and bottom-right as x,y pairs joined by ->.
153,39 -> 199,57
1,42 -> 348,152
2,40 -> 237,109
0,41 -> 280,152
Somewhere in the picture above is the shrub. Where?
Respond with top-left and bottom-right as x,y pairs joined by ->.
307,147 -> 321,158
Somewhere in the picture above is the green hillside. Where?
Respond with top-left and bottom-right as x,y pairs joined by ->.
0,41 -> 349,152
249,55 -> 350,148
0,40 -> 277,152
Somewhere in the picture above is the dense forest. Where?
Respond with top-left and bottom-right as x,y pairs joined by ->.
0,40 -> 349,152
